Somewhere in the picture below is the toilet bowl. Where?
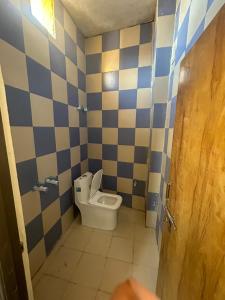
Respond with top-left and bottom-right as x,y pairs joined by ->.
74,169 -> 122,230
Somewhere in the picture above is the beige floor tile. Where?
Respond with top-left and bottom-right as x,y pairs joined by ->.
85,230 -> 112,256
34,275 -> 69,300
100,258 -> 132,293
132,264 -> 158,292
133,241 -> 159,268
72,253 -> 106,289
42,246 -> 82,281
118,206 -> 134,223
113,220 -> 134,240
62,283 -> 97,300
134,224 -> 156,243
107,237 -> 133,263
63,225 -> 93,251
132,210 -> 146,225
96,291 -> 112,300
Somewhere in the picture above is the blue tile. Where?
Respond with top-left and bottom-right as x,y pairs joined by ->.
78,69 -> 86,91
207,0 -> 214,9
16,159 -> 38,195
118,192 -> 132,208
118,128 -> 135,145
155,48 -> 171,77
65,32 -> 77,64
174,2 -> 180,40
67,83 -> 78,107
102,145 -> 117,161
88,128 -> 102,143
53,101 -> 69,127
140,22 -> 152,44
102,175 -> 117,191
102,110 -> 118,128
60,188 -> 73,215
186,19 -> 205,54
33,127 -> 56,157
79,111 -> 87,127
26,214 -> 43,252
165,156 -> 171,182
136,109 -> 150,128
0,0 -> 24,51
164,128 -> 169,153
153,103 -> 167,128
118,162 -> 133,178
150,151 -> 162,172
169,96 -> 177,128
119,90 -> 137,109
87,93 -> 102,110
27,57 -> 52,99
102,71 -> 119,91
133,180 -> 146,196
175,9 -> 190,64
158,0 -> 176,16
70,127 -> 80,147
86,54 -> 102,74
77,28 -> 85,53
102,30 -> 120,51
44,219 -> 62,255
138,67 -> 152,88
80,144 -> 88,161
5,86 -> 32,126
40,183 -> 59,210
54,0 -> 64,25
89,159 -> 102,174
120,46 -> 139,69
147,192 -> 159,210
134,147 -> 148,163
49,42 -> 66,79
57,149 -> 71,174
72,163 -> 81,180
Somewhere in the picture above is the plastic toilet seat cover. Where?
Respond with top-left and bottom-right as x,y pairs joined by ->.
90,169 -> 103,198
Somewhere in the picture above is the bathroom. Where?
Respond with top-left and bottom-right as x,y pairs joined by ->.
0,0 -> 225,299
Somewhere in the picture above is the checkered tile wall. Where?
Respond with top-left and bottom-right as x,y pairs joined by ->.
85,23 -> 153,211
0,0 -> 87,276
149,0 -> 225,247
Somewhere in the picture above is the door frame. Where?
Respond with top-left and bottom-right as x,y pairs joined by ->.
0,66 -> 34,299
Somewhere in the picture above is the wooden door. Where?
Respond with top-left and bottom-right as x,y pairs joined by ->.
157,5 -> 225,300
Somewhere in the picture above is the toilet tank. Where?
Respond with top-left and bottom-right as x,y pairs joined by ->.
74,172 -> 93,204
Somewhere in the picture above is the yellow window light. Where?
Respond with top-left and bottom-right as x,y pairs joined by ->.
30,0 -> 56,37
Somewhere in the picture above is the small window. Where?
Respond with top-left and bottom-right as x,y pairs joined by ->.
30,0 -> 56,37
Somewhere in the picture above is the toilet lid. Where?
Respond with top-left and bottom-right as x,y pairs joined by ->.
90,169 -> 103,198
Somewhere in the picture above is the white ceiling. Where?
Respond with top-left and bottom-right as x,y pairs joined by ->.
61,0 -> 156,37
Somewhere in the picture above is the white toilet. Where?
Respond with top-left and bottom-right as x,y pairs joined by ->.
74,169 -> 122,230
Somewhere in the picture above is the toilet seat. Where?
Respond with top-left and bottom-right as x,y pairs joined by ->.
89,191 -> 122,210
89,170 -> 122,210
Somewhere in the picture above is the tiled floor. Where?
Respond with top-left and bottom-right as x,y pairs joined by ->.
33,206 -> 159,300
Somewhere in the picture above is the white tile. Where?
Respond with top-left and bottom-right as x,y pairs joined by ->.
178,0 -> 192,31
204,0 -> 225,28
63,225 -> 93,251
151,129 -> 165,152
72,253 -> 106,288
96,291 -> 111,300
152,76 -> 169,103
34,275 -> 68,300
156,15 -> 175,48
85,230 -> 112,256
100,258 -> 132,293
132,264 -> 158,292
42,246 -> 81,281
133,240 -> 159,269
187,0 -> 208,45
146,211 -> 158,228
107,237 -> 133,263
0,40 -> 28,91
62,283 -> 96,300
167,129 -> 174,158
172,62 -> 181,98
148,173 -> 161,193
